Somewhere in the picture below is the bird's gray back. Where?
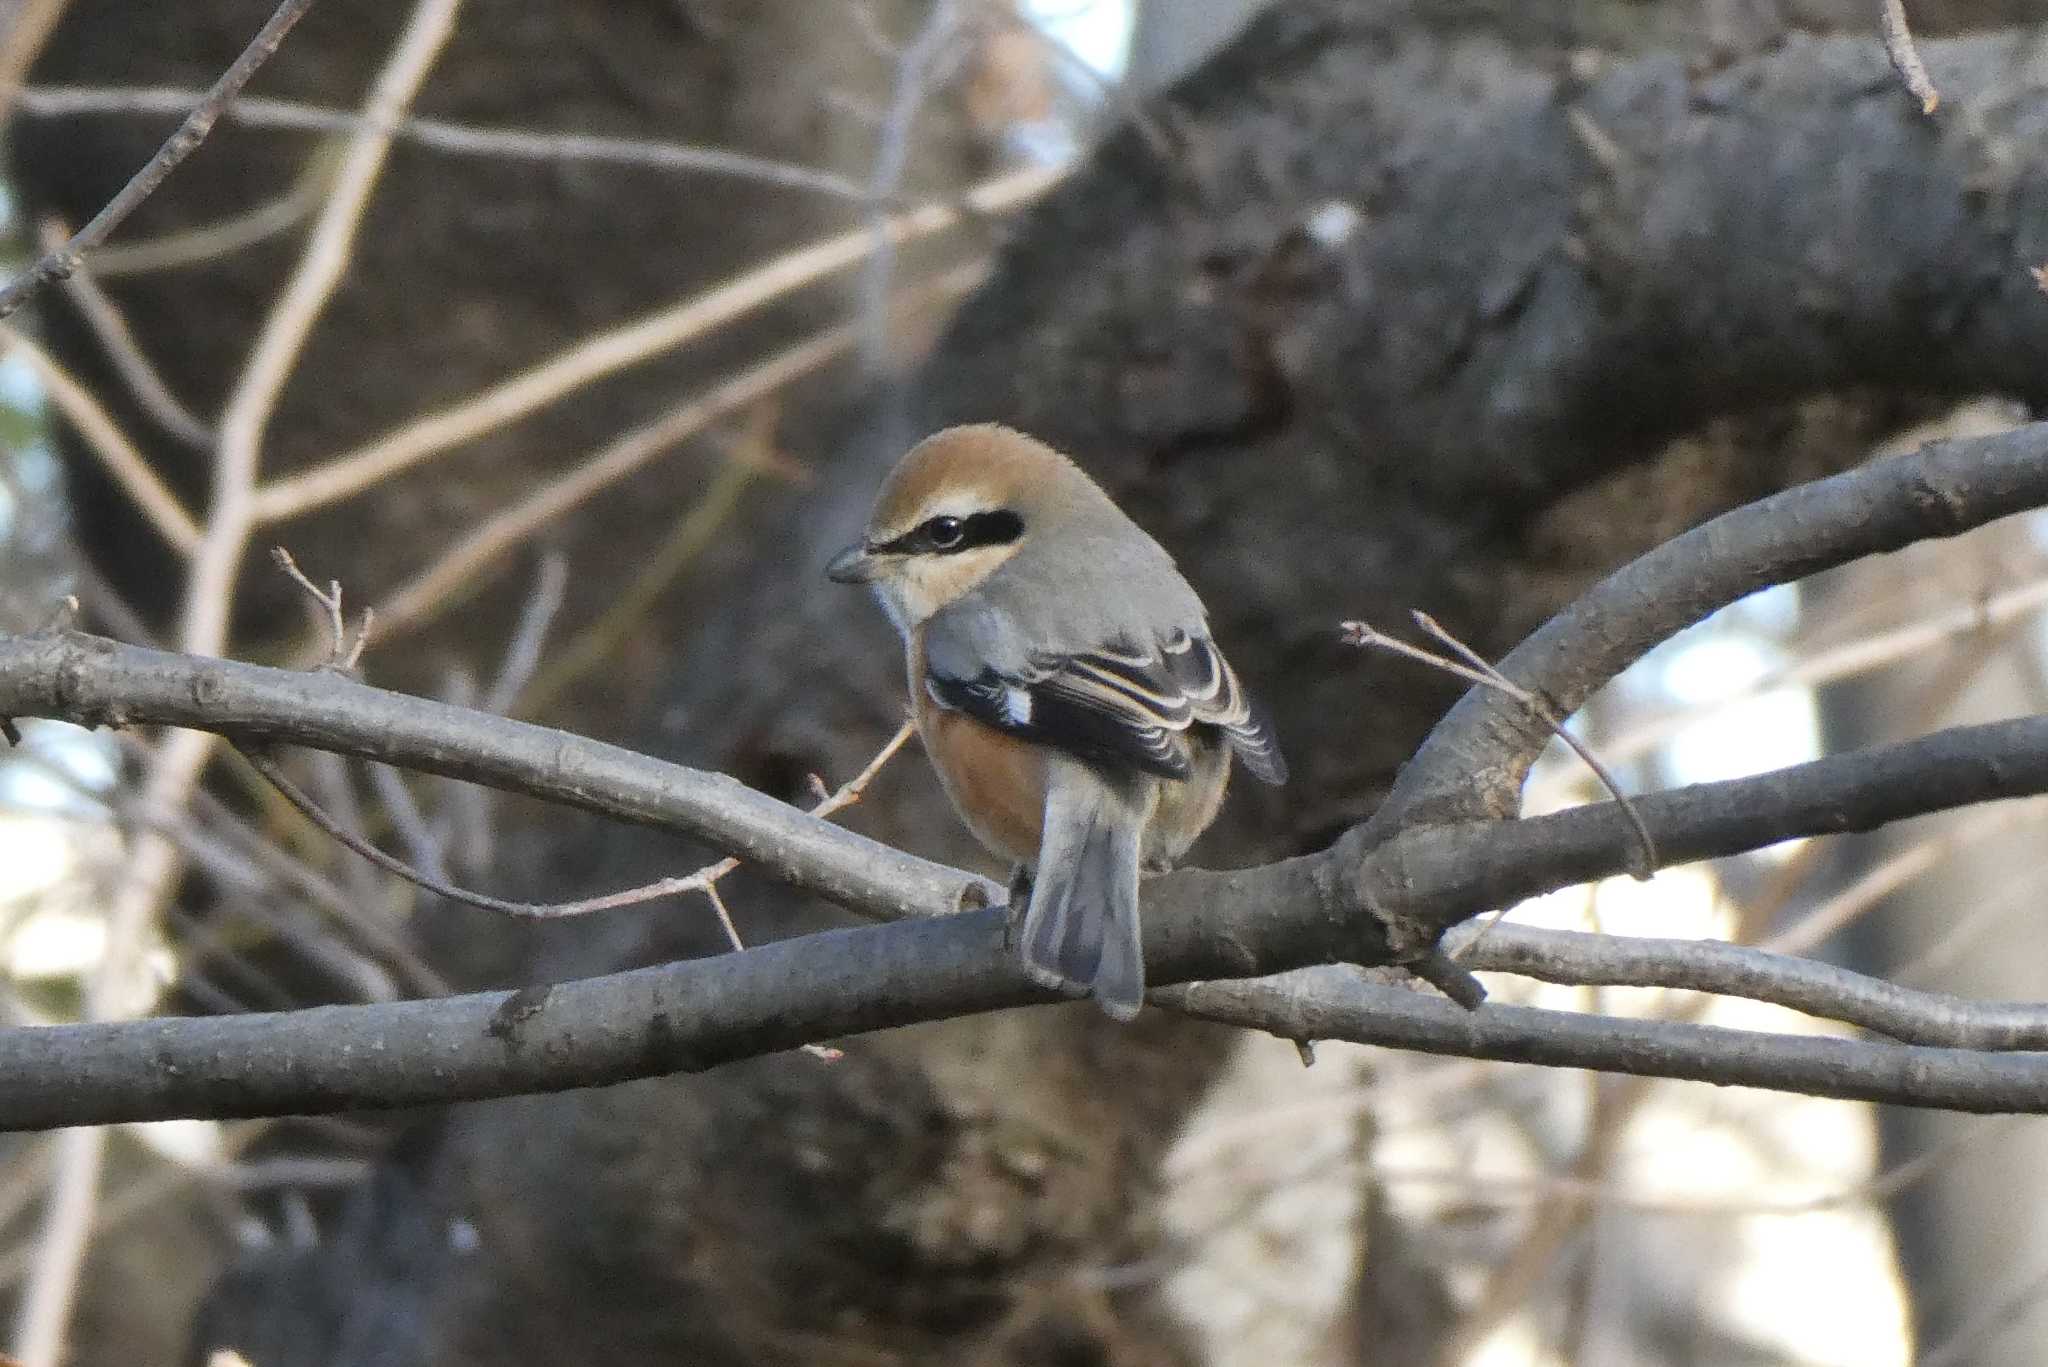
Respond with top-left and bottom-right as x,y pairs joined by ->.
926,506 -> 1207,680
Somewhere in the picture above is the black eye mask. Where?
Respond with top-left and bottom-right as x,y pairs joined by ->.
878,509 -> 1025,556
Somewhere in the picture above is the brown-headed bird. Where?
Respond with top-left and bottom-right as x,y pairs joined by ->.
826,424 -> 1285,1019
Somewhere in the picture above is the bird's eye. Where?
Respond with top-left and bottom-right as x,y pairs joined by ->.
923,515 -> 965,550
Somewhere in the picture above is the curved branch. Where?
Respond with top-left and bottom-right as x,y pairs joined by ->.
0,633 -> 990,922
1346,713 -> 2048,957
1377,421 -> 2048,827
6,631 -> 2048,1124
1449,923 -> 2048,1051
1163,969 -> 2048,1115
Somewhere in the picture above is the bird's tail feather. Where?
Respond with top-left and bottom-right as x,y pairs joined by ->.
1021,776 -> 1145,1020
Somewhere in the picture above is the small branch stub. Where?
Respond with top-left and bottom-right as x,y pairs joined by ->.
1880,0 -> 1940,116
1341,615 -> 1658,880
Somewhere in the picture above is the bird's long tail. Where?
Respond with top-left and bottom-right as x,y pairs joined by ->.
1020,770 -> 1145,1020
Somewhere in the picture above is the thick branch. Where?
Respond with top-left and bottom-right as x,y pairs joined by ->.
0,632 -> 989,922
1341,713 -> 2048,957
9,901 -> 2048,1128
6,631 -> 2048,1124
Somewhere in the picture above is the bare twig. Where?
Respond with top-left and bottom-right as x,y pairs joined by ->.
1528,569 -> 2048,808
1342,614 -> 1658,879
38,218 -> 213,446
251,168 -> 1055,521
702,881 -> 745,953
1880,0 -> 1939,116
240,743 -> 684,919
354,337 -> 840,647
235,719 -> 918,922
306,754 -> 396,925
88,157 -> 330,278
364,763 -> 451,883
188,776 -> 450,998
0,326 -> 201,554
270,548 -> 371,670
861,0 -> 969,365
0,0 -> 320,319
14,85 -> 874,203
479,552 -> 567,716
312,284 -> 945,659
188,0 -> 462,655
1759,801 -> 2041,957
513,411 -> 790,716
1449,919 -> 2048,1050
0,0 -> 72,117
7,1128 -> 102,1367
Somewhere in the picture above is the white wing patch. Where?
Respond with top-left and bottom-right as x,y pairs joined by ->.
1001,685 -> 1033,725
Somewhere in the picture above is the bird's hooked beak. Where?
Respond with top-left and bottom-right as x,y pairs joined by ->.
826,542 -> 879,584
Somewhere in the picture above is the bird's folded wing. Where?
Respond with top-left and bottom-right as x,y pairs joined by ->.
924,630 -> 1286,785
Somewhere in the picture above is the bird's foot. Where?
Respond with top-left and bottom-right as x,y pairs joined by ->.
1003,865 -> 1033,949
1141,855 -> 1175,876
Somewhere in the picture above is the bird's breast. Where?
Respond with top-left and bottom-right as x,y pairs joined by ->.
910,627 -> 1048,866
918,701 -> 1050,866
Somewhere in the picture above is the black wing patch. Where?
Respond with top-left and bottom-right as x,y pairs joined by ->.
925,630 -> 1287,785
926,661 -> 1190,780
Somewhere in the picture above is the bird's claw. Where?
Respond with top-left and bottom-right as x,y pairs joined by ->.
1003,865 -> 1033,948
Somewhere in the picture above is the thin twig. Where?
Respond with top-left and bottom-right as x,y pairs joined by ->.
0,0 -> 73,117
0,0 -> 320,319
702,880 -> 745,953
0,326 -> 201,554
1527,569 -> 2048,809
38,218 -> 213,445
306,289 -> 925,660
512,410 -> 792,716
88,157 -> 330,278
306,749 -> 384,912
14,85 -> 874,203
250,168 -> 1054,521
7,1128 -> 102,1367
365,762 -> 451,883
270,547 -> 371,669
235,719 -> 919,922
241,743 -> 663,919
480,552 -> 568,716
1342,615 -> 1658,879
30,14 -> 453,1363
1880,0 -> 1939,116
187,0 -> 462,656
1759,801 -> 2041,957
862,0 -> 968,365
189,773 -> 450,998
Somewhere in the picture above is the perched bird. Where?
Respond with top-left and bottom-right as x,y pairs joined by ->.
826,424 -> 1285,1019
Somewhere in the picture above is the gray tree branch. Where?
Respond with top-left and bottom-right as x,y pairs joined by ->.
3,415 -> 2048,1130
